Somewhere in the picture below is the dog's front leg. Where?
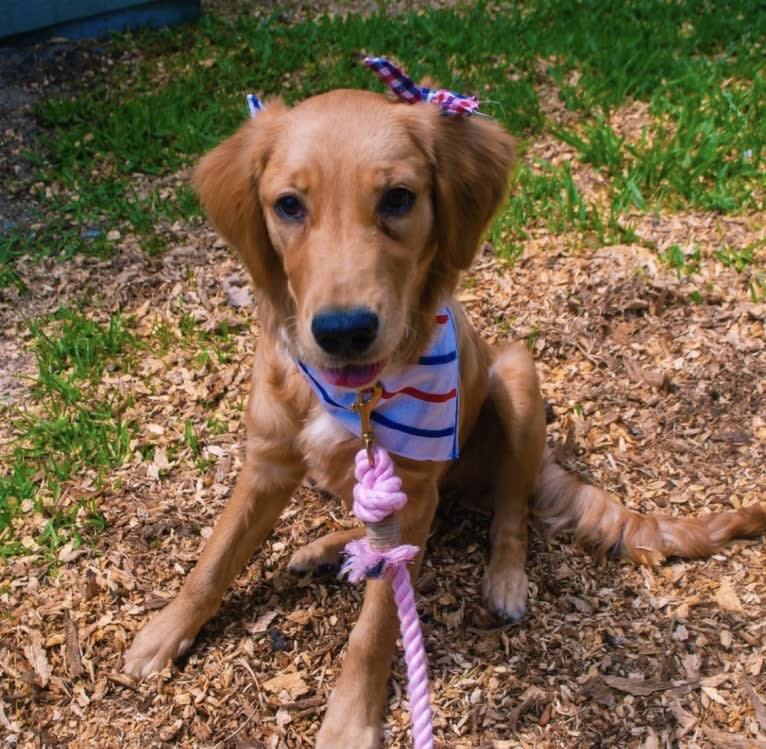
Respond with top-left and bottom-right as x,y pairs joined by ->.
316,476 -> 439,749
124,444 -> 305,678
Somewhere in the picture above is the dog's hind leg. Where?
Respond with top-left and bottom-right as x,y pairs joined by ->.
482,342 -> 546,621
288,527 -> 365,576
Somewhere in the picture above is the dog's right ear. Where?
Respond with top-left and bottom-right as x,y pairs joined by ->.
193,104 -> 286,291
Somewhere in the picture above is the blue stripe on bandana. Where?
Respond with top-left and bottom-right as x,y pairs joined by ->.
297,362 -> 344,409
370,410 -> 456,439
418,351 -> 457,366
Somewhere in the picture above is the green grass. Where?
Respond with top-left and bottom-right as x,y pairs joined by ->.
0,309 -> 136,557
714,240 -> 762,273
2,0 -> 763,287
30,307 -> 135,384
659,243 -> 701,278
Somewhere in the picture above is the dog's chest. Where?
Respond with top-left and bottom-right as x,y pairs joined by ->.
297,408 -> 360,502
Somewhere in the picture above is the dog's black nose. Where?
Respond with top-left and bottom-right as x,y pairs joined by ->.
311,307 -> 379,357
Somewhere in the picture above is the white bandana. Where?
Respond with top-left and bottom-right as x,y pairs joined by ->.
298,308 -> 460,461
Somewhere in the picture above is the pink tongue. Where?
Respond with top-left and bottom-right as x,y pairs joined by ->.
318,363 -> 382,388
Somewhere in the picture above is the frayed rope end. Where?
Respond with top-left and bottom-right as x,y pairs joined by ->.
341,537 -> 419,584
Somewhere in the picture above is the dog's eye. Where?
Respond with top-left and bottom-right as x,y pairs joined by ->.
275,195 -> 305,221
379,188 -> 415,217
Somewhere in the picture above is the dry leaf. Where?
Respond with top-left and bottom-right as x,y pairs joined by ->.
262,671 -> 310,699
23,630 -> 51,687
0,700 -> 15,732
507,685 -> 546,729
715,578 -> 745,614
701,673 -> 731,689
105,672 -> 139,691
669,699 -> 698,737
147,446 -> 172,480
248,610 -> 279,635
639,731 -> 661,749
601,675 -> 673,696
581,676 -> 616,707
742,679 -> 766,732
64,610 -> 83,679
624,356 -> 669,390
192,718 -> 212,742
287,610 -> 312,626
701,727 -> 766,749
158,719 -> 183,742
701,685 -> 728,705
57,541 -> 87,563
682,652 -> 701,681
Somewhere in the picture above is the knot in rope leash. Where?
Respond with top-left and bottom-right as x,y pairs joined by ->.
342,393 -> 434,749
342,446 -> 419,583
352,446 -> 408,523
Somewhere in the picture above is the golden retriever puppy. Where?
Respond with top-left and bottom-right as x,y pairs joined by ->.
124,87 -> 766,748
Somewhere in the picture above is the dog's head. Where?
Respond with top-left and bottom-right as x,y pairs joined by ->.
194,88 -> 514,388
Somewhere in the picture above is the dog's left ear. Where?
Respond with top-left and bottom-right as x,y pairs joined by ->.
430,114 -> 515,269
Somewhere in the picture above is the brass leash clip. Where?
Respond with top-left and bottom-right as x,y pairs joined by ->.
352,382 -> 383,466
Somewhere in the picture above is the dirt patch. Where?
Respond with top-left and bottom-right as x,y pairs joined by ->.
0,40 -> 119,232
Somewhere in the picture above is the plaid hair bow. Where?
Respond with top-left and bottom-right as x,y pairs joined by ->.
363,56 -> 480,117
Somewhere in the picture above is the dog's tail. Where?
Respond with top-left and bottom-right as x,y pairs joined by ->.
534,447 -> 766,565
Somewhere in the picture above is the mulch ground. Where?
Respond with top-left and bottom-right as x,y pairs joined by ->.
1,29 -> 766,749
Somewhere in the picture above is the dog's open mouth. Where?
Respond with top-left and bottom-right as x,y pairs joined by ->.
316,362 -> 384,389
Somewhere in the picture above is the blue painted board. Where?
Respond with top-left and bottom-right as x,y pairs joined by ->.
1,0 -> 200,42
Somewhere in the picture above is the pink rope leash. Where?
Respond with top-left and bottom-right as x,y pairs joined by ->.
341,445 -> 434,749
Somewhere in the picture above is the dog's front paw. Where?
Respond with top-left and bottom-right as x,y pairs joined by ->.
482,564 -> 528,622
315,672 -> 384,749
315,711 -> 381,749
123,600 -> 199,679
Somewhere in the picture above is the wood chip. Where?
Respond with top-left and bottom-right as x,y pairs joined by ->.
669,699 -> 698,737
742,678 -> 766,732
23,630 -> 51,688
701,727 -> 766,749
63,610 -> 83,679
262,671 -> 310,699
716,578 -> 746,614
105,672 -> 139,691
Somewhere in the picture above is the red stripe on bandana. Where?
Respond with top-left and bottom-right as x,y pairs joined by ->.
381,386 -> 457,403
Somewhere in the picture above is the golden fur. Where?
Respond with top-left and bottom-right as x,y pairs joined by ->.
124,88 -> 766,748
